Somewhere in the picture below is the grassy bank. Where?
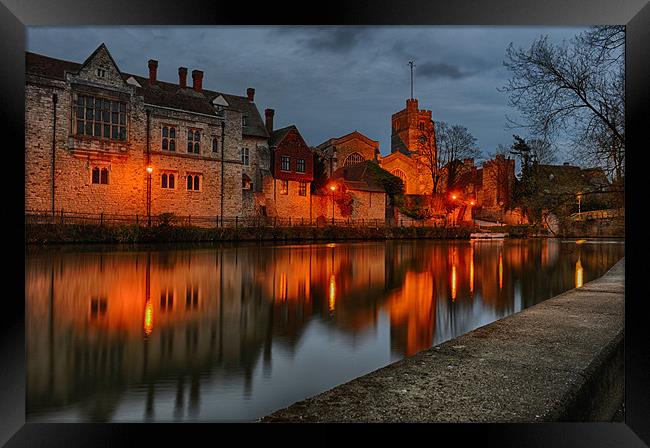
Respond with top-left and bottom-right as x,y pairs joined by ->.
26,223 -> 477,244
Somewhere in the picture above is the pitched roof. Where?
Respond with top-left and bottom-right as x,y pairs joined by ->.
25,50 -> 269,138
269,125 -> 297,147
331,161 -> 387,193
315,130 -> 379,150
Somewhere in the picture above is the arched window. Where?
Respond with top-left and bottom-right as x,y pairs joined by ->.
162,173 -> 168,188
92,167 -> 100,184
169,173 -> 175,189
392,169 -> 407,190
186,174 -> 200,191
344,152 -> 364,166
100,168 -> 109,184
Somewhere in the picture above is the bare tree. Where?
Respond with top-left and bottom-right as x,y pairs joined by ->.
500,26 -> 624,182
416,120 -> 440,194
435,121 -> 481,190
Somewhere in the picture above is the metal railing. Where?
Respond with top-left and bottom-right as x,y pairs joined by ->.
26,210 -> 455,229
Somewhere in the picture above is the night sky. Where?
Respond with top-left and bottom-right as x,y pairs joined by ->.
27,26 -> 587,162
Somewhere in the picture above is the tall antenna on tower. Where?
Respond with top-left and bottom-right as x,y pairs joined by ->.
408,60 -> 416,99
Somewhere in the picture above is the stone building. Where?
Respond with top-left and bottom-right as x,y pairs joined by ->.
25,43 -> 269,220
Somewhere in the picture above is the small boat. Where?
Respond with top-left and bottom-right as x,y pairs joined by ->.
470,232 -> 508,240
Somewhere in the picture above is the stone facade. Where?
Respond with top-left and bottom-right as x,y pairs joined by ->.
25,44 -> 269,220
311,190 -> 386,222
315,131 -> 380,177
480,155 -> 516,209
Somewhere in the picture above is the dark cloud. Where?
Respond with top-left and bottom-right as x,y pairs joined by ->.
27,26 -> 588,159
416,62 -> 471,80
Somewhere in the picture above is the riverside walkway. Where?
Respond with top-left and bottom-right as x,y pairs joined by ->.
261,258 -> 625,422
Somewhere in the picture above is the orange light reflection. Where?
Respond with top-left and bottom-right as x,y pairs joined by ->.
144,300 -> 153,336
498,253 -> 503,290
328,274 -> 336,313
451,265 -> 457,301
575,258 -> 584,288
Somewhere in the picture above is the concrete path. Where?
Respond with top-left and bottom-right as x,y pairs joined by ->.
261,258 -> 625,422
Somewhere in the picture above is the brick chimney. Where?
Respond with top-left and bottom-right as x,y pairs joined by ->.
247,87 -> 255,102
265,108 -> 274,133
178,67 -> 187,88
148,59 -> 158,83
192,69 -> 203,92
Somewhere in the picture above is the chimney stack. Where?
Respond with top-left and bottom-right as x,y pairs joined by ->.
178,67 -> 188,88
247,87 -> 255,102
192,69 -> 203,92
265,108 -> 275,134
148,59 -> 158,83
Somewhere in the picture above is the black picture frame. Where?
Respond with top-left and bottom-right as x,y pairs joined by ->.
2,0 -> 648,446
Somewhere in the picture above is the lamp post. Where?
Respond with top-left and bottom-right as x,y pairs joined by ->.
577,192 -> 582,214
329,183 -> 336,225
146,165 -> 153,226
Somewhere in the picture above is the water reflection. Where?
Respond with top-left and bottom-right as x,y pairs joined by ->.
26,239 -> 623,422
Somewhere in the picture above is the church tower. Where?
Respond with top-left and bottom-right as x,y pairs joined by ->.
390,98 -> 436,157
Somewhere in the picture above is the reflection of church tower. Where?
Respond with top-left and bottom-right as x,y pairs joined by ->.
390,98 -> 436,158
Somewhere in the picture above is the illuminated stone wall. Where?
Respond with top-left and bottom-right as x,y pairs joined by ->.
25,46 -> 251,219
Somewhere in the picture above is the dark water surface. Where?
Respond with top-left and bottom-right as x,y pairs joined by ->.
26,238 -> 624,422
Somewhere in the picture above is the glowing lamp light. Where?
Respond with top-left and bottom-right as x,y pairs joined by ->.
146,166 -> 154,174
329,184 -> 337,192
451,194 -> 458,200
470,200 -> 475,206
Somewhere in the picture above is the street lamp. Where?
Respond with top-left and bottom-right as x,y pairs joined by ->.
577,192 -> 582,214
146,165 -> 153,226
329,183 -> 337,225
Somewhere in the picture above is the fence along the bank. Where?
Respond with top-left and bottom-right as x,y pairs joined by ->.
25,209 -> 450,228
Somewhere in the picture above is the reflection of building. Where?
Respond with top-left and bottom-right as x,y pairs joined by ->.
26,241 -> 623,421
386,271 -> 436,356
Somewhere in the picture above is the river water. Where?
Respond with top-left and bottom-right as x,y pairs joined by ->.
25,238 -> 624,422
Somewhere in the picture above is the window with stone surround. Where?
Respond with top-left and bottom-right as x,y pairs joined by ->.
344,152 -> 364,166
279,180 -> 288,195
91,166 -> 109,185
161,172 -> 176,189
242,115 -> 248,126
74,93 -> 127,141
296,158 -> 306,173
281,155 -> 290,171
241,148 -> 250,166
162,125 -> 176,151
187,129 -> 201,154
186,174 -> 201,191
212,137 -> 218,153
298,181 -> 307,196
